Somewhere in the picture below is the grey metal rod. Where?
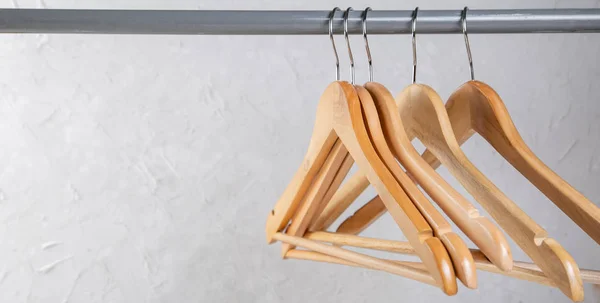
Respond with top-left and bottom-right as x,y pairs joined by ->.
1,9 -> 600,35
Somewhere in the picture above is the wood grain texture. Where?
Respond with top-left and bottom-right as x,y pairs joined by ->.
421,80 -> 600,246
396,83 -> 584,301
356,84 -> 476,289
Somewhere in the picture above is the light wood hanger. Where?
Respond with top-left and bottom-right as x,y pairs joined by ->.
393,82 -> 583,301
418,80 -> 600,245
266,80 -> 455,294
330,8 -> 583,301
393,9 -> 586,299
269,8 -> 457,293
318,8 -> 512,273
356,83 -> 476,288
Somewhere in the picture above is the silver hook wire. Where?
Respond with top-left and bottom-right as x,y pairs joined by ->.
362,7 -> 373,82
411,7 -> 418,84
343,7 -> 355,84
329,7 -> 341,81
462,7 -> 475,80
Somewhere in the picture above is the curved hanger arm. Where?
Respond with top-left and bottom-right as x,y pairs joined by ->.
429,80 -> 600,246
396,83 -> 583,301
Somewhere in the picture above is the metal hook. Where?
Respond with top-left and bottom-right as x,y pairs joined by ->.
329,7 -> 341,81
462,7 -> 475,80
411,7 -> 419,84
362,7 -> 373,82
343,7 -> 355,84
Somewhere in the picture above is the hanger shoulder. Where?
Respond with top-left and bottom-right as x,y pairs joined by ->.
460,80 -> 600,245
365,82 -> 511,271
396,84 -> 584,301
356,84 -> 475,288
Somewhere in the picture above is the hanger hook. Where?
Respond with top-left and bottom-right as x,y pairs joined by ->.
462,6 -> 475,80
343,7 -> 355,84
362,7 -> 373,82
411,7 -> 418,84
329,7 -> 341,81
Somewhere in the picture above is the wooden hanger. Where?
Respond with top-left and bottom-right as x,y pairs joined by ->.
266,80 -> 456,294
356,83 -> 477,288
313,8 -> 512,275
418,80 -> 600,245
393,83 -> 583,301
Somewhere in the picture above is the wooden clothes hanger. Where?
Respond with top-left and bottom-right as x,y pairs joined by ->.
419,80 -> 600,245
334,8 -> 587,301
315,7 -> 512,272
267,8 -> 457,295
395,80 -> 583,301
335,79 -> 588,302
419,10 -> 600,245
389,8 -> 583,299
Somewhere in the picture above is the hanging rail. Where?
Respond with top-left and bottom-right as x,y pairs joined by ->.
1,9 -> 600,35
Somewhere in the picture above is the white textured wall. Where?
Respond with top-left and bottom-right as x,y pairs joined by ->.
1,0 -> 600,302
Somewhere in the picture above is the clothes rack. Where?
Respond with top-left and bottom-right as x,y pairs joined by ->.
1,9 -> 600,35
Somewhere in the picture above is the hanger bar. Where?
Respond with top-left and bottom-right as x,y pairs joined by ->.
1,9 -> 600,35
